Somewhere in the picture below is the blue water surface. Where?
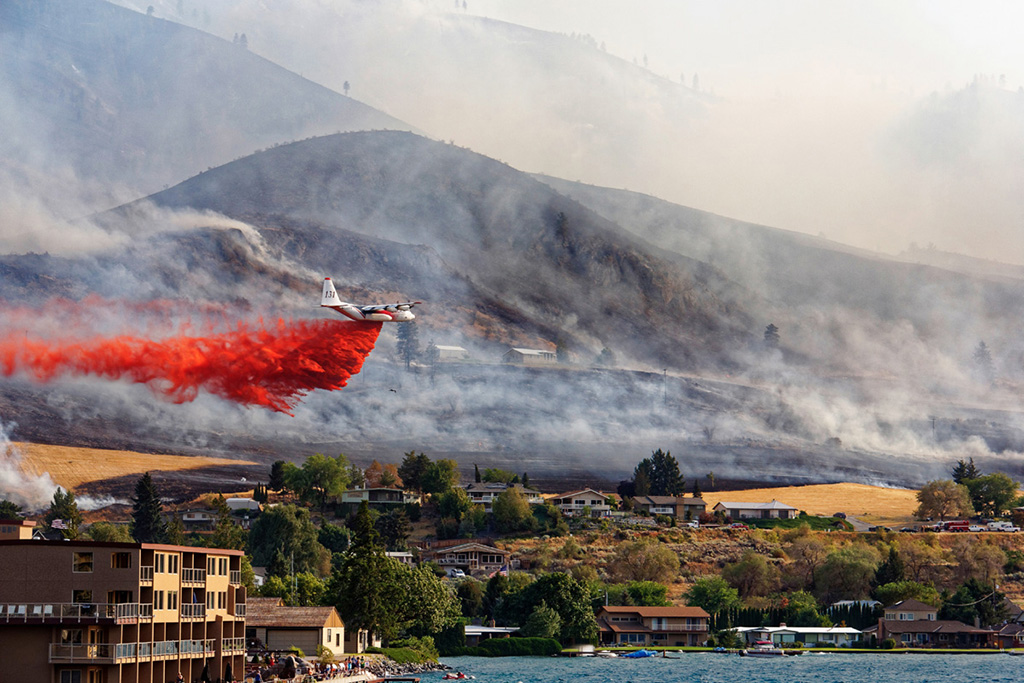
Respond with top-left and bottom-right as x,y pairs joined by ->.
437,653 -> 1021,683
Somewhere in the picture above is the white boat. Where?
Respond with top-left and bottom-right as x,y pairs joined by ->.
740,641 -> 788,657
595,650 -> 619,658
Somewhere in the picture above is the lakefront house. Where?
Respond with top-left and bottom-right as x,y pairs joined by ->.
595,605 -> 710,647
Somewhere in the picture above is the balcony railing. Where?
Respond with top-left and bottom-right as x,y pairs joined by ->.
139,603 -> 153,620
140,565 -> 154,583
182,568 -> 206,584
223,637 -> 246,653
153,640 -> 179,657
3,602 -> 141,623
229,569 -> 241,585
179,639 -> 215,656
181,603 -> 206,619
49,643 -> 115,664
234,603 -> 246,617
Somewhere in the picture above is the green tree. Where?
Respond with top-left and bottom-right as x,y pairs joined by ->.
482,468 -> 518,484
873,580 -> 940,607
520,600 -> 561,638
914,480 -> 973,520
608,539 -> 680,584
633,449 -> 685,496
964,473 -> 1019,517
269,460 -> 288,490
436,488 -> 472,522
939,578 -> 1007,627
492,487 -> 534,533
398,451 -> 432,492
289,453 -> 351,510
44,487 -> 82,540
130,472 -> 166,543
625,581 -> 670,606
421,459 -> 460,495
684,576 -> 740,615
247,504 -> 331,576
210,496 -> 246,550
318,523 -> 351,554
397,321 -> 420,370
951,458 -> 980,485
764,323 -> 780,349
512,573 -> 597,643
873,546 -> 905,587
165,514 -> 186,546
330,501 -> 394,635
722,550 -> 780,598
595,347 -> 615,366
0,500 -> 24,519
457,579 -> 484,617
86,521 -> 134,542
376,507 -> 411,550
402,564 -> 462,637
813,545 -> 880,604
474,464 -> 481,483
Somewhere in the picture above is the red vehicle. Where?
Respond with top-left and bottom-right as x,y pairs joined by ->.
939,520 -> 970,532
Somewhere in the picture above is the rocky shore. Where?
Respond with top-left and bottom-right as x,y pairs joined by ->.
366,659 -> 451,678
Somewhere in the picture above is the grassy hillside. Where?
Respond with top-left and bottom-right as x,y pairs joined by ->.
701,483 -> 920,524
16,442 -> 257,490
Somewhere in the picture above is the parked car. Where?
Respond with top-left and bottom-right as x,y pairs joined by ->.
684,520 -> 699,528
899,527 -> 917,533
446,568 -> 466,578
969,525 -> 987,532
727,523 -> 750,530
867,526 -> 892,532
833,512 -> 847,519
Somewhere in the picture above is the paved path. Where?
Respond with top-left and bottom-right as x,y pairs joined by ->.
845,515 -> 871,532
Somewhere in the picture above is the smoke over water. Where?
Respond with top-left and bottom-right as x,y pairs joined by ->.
0,318 -> 381,415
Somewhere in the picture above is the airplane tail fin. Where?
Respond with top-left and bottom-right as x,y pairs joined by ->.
321,277 -> 342,307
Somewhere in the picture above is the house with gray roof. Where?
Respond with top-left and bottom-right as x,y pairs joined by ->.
712,500 -> 798,520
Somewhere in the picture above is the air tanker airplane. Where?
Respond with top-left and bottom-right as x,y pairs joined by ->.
320,277 -> 420,322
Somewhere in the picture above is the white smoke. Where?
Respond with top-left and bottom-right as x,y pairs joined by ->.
0,420 -> 58,511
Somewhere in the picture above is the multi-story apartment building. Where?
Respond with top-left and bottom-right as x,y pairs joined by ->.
0,539 -> 246,683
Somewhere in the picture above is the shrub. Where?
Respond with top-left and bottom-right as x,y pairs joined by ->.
880,638 -> 897,650
478,637 -> 562,656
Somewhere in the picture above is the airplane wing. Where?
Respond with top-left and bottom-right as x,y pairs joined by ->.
357,302 -> 421,313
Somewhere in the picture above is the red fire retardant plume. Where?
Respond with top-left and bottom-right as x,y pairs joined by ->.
0,319 -> 382,415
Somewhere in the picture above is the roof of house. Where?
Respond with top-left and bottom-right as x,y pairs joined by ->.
464,482 -> 542,496
506,348 -> 554,356
225,498 -> 261,510
887,599 -> 938,612
634,495 -> 707,506
550,488 -> 609,499
597,605 -> 710,618
246,599 -> 344,629
879,620 -> 992,635
713,500 -> 797,510
735,625 -> 862,635
435,345 -> 468,352
426,542 -> 510,556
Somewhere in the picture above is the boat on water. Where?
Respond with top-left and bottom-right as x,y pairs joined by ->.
442,674 -> 476,680
595,651 -> 618,658
739,641 -> 788,658
620,649 -> 658,658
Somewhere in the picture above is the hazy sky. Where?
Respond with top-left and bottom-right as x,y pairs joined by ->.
471,0 -> 1024,98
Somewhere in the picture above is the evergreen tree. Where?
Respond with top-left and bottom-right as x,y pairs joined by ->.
270,460 -> 288,490
398,451 -> 432,492
951,458 -> 980,484
972,341 -> 994,382
873,546 -> 905,587
0,500 -> 23,520
633,449 -> 685,496
130,472 -> 166,543
764,323 -> 780,349
44,487 -> 82,540
211,496 -> 246,550
165,514 -> 186,546
474,464 -> 481,483
396,322 -> 420,370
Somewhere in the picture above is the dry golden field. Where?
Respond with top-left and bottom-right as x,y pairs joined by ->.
13,442 -> 257,491
701,482 -> 920,523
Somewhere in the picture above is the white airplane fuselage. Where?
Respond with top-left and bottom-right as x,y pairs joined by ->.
320,278 -> 418,322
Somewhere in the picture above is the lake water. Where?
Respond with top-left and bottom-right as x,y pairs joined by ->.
438,653 -> 1022,683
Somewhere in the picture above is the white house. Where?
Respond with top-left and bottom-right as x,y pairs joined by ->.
464,482 -> 543,511
435,345 -> 471,361
502,347 -> 556,365
734,625 -> 862,647
713,500 -> 798,520
548,489 -> 616,517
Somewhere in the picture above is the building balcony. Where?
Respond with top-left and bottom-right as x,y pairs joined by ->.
229,569 -> 241,585
234,603 -> 246,617
223,637 -> 246,654
2,602 -> 140,624
181,603 -> 206,620
49,643 -> 116,664
182,568 -> 206,585
140,565 -> 154,584
649,624 -> 708,632
179,639 -> 215,657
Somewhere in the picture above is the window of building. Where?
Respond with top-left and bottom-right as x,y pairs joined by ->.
207,593 -> 214,609
219,557 -> 228,575
72,590 -> 92,605
208,557 -> 215,574
169,554 -> 178,573
927,613 -> 936,621
72,552 -> 93,573
60,670 -> 82,683
111,552 -> 131,569
169,591 -> 178,610
61,629 -> 84,645
218,592 -> 225,610
155,591 -> 164,610
156,553 -> 165,573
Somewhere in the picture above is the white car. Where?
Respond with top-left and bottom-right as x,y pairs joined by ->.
969,525 -> 986,532
446,568 -> 466,578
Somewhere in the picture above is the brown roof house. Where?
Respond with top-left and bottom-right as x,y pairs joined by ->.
548,489 -> 617,517
632,496 -> 706,521
0,518 -> 35,540
865,599 -> 994,648
419,541 -> 510,575
0,539 -> 246,683
596,605 -> 710,647
245,597 -> 352,655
